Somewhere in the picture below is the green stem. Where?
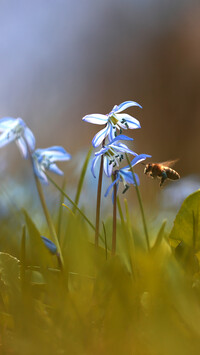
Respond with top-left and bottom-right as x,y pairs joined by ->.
125,153 -> 150,251
112,171 -> 117,255
33,173 -> 65,267
73,146 -> 92,211
46,173 -> 104,243
95,141 -> 104,247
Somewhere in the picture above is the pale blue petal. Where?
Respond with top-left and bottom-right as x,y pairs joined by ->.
0,117 -> 16,130
24,127 -> 36,151
0,128 -> 16,147
112,142 -> 137,156
109,134 -> 133,145
48,163 -> 63,175
116,113 -> 141,129
16,137 -> 28,159
82,113 -> 108,125
116,101 -> 142,113
108,125 -> 116,142
94,146 -> 108,157
91,155 -> 100,178
103,156 -> 113,177
120,170 -> 140,185
130,154 -> 152,167
92,125 -> 109,147
33,158 -> 49,185
104,175 -> 120,197
36,146 -> 71,162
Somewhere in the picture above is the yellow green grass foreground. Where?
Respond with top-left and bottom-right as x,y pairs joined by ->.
1,190 -> 200,355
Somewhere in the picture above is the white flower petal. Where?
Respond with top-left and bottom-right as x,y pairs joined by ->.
24,127 -> 36,151
116,113 -> 141,129
16,137 -> 28,159
82,114 -> 108,125
92,125 -> 109,147
116,101 -> 142,113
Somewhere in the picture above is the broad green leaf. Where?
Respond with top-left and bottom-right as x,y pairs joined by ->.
169,190 -> 200,250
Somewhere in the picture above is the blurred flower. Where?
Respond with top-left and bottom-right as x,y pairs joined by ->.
82,101 -> 141,147
91,134 -> 137,178
32,146 -> 71,185
105,154 -> 151,197
0,117 -> 35,158
41,236 -> 58,255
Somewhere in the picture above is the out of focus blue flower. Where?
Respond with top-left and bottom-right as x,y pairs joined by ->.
32,146 -> 71,185
91,134 -> 137,178
105,154 -> 151,197
41,236 -> 57,255
0,117 -> 35,158
82,101 -> 141,147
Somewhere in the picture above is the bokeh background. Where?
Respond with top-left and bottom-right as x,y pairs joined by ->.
0,0 -> 199,214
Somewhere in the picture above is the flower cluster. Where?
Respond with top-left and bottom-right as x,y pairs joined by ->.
0,117 -> 71,184
82,101 -> 151,196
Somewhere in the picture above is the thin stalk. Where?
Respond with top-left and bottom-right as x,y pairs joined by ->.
33,173 -> 65,267
125,153 -> 150,251
102,221 -> 108,260
95,140 -> 105,247
46,173 -> 104,243
28,148 -> 64,268
73,146 -> 92,211
112,171 -> 117,255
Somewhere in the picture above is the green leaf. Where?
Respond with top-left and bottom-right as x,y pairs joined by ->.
169,190 -> 200,250
23,209 -> 55,268
0,252 -> 20,288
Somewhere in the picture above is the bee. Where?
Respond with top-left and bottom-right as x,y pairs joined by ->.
144,159 -> 180,187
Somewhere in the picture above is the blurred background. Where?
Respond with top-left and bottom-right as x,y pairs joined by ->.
0,0 -> 199,217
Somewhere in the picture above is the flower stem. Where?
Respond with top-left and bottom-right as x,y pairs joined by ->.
125,153 -> 150,251
95,140 -> 105,248
33,173 -> 65,267
112,171 -> 117,255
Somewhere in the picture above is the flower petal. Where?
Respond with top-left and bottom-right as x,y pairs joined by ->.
109,134 -> 133,145
48,163 -> 64,175
82,114 -> 108,125
115,101 -> 142,113
16,137 -> 28,159
103,156 -> 113,177
129,154 -> 152,167
24,127 -> 36,151
0,128 -> 16,148
104,175 -> 120,197
35,146 -> 71,162
41,236 -> 57,254
92,125 -> 110,147
120,170 -> 140,185
112,142 -> 137,156
116,113 -> 141,129
0,117 -> 16,131
91,155 -> 100,178
32,157 -> 49,185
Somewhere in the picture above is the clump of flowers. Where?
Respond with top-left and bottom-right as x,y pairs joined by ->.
82,100 -> 151,254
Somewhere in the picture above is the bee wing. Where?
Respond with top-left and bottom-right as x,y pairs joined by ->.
159,159 -> 179,168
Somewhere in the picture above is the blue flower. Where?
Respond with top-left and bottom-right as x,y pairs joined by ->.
82,101 -> 141,147
0,117 -> 35,158
32,146 -> 71,185
41,236 -> 58,255
105,154 -> 151,197
91,134 -> 137,178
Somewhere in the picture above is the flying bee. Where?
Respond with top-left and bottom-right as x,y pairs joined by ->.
144,159 -> 180,187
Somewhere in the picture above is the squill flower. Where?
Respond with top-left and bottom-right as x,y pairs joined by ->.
41,236 -> 58,255
0,117 -> 35,158
105,154 -> 151,197
91,134 -> 137,178
32,146 -> 71,185
82,101 -> 141,147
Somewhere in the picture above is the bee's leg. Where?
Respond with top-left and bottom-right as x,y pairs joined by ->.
149,172 -> 154,178
160,171 -> 167,187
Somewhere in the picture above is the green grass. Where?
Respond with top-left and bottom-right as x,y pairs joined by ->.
0,186 -> 200,355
